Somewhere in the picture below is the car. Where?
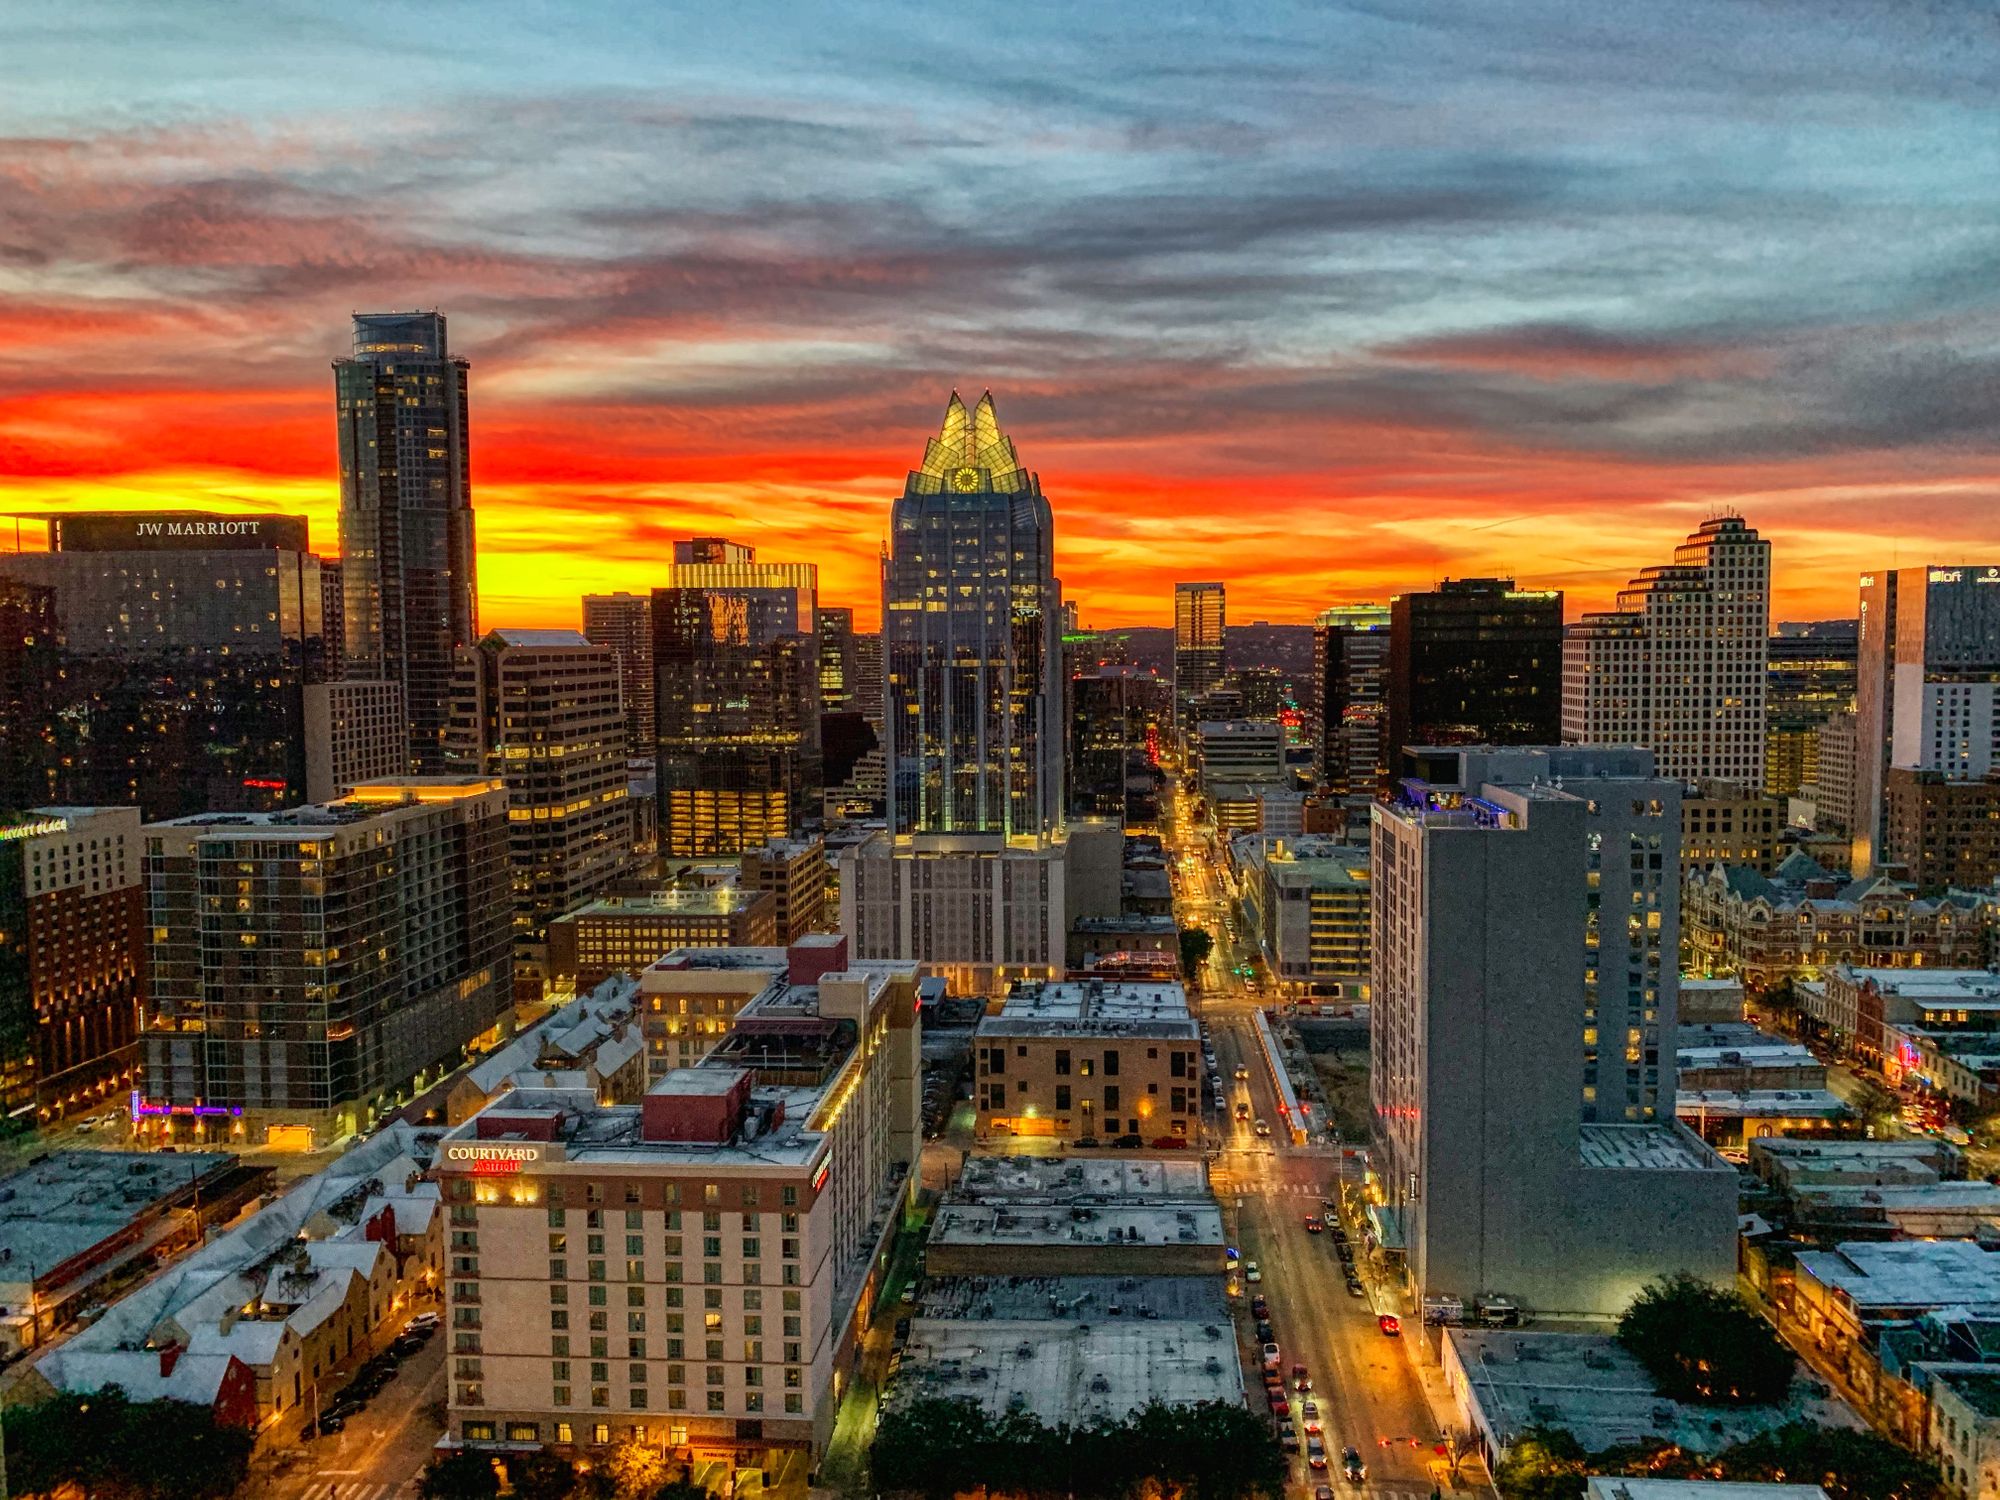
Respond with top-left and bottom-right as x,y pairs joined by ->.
1336,1243 -> 1354,1264
1235,1103 -> 1251,1121
1301,1401 -> 1320,1433
1269,1394 -> 1291,1418
408,1312 -> 439,1330
899,1284 -> 917,1304
1307,1442 -> 1328,1470
1234,1065 -> 1250,1080
1261,1341 -> 1281,1369
305,1414 -> 345,1437
1255,1320 -> 1274,1341
1290,1363 -> 1308,1381
391,1335 -> 426,1358
322,1399 -> 363,1423
1316,1486 -> 1336,1500
1378,1313 -> 1402,1337
1254,1119 -> 1272,1137
1345,1278 -> 1365,1297
1280,1428 -> 1300,1452
1244,1261 -> 1262,1283
1294,1373 -> 1312,1394
1250,1295 -> 1268,1317
1304,1215 -> 1323,1233
1342,1447 -> 1366,1483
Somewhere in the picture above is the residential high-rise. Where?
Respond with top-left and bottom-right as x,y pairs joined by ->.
1385,579 -> 1563,775
741,836 -> 829,943
1854,566 -> 2000,875
318,557 -> 345,679
0,807 -> 144,1123
303,679 -> 407,801
816,605 -> 856,714
1311,604 -> 1390,801
438,938 -> 920,1468
139,777 -> 513,1143
334,311 -> 478,774
1173,582 -> 1226,726
1068,666 -> 1169,822
1371,747 -> 1735,1317
652,539 -> 821,857
851,632 -> 883,726
0,511 -> 326,817
884,392 -> 1062,836
1563,517 -> 1771,789
1765,620 -> 1858,798
582,593 -> 656,762
445,630 -> 629,962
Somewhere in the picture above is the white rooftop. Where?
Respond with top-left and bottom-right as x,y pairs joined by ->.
1843,968 -> 2000,1001
1795,1240 -> 2000,1312
929,1199 -> 1223,1251
895,1318 -> 1241,1426
954,1155 -> 1209,1201
1675,1089 -> 1848,1119
1577,1123 -> 1725,1172
984,980 -> 1196,1039
1586,1482 -> 1829,1500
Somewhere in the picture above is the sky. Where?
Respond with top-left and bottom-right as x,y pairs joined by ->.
1,1 -> 1997,629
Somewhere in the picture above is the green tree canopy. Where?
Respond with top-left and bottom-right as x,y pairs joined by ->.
420,1449 -> 504,1500
1617,1273 -> 1795,1406
1178,926 -> 1215,976
1494,1425 -> 1588,1500
1,1385 -> 254,1500
1716,1423 -> 1944,1500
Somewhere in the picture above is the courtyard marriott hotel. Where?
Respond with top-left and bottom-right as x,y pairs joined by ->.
435,938 -> 919,1473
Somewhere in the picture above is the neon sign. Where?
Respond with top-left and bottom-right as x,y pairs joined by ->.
242,778 -> 288,791
0,817 -> 67,843
444,1143 -> 544,1175
811,1160 -> 830,1192
130,1091 -> 243,1119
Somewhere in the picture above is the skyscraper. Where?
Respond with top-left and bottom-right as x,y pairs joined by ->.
334,311 -> 478,774
1174,582 -> 1226,726
1371,747 -> 1734,1316
0,578 -> 61,811
1764,620 -> 1857,799
816,605 -> 857,714
1853,565 -> 2000,875
653,538 -> 820,857
1311,603 -> 1390,802
582,592 -> 655,761
445,630 -> 629,964
1385,578 -> 1563,773
0,512 -> 326,817
882,391 -> 1062,836
1563,516 -> 1771,789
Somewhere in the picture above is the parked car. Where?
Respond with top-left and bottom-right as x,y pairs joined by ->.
1244,1261 -> 1262,1283
1344,1278 -> 1365,1297
1280,1428 -> 1300,1453
1255,1320 -> 1274,1341
1261,1341 -> 1281,1369
1269,1393 -> 1290,1418
408,1311 -> 439,1330
305,1414 -> 345,1438
1250,1295 -> 1268,1317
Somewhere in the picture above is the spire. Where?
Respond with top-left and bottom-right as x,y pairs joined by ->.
937,390 -> 969,458
914,387 -> 1027,490
971,390 -> 1002,462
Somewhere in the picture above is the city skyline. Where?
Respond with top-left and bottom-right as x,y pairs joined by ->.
2,2 -> 1995,627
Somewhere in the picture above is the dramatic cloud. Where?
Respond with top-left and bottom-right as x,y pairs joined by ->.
1,0 -> 1996,625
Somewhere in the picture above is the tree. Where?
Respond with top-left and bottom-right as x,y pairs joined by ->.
1179,926 -> 1214,978
1717,1423 -> 1944,1500
1617,1274 -> 1794,1406
0,1385 -> 254,1500
509,1450 -> 584,1500
420,1450 -> 504,1500
601,1439 -> 673,1499
1494,1426 -> 1587,1500
873,1397 -> 994,1500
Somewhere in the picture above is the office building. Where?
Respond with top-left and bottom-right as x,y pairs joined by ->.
1386,579 -> 1563,773
0,578 -> 61,811
319,557 -> 346,679
815,606 -> 856,715
1679,780 -> 1785,875
0,808 -> 143,1122
546,890 -> 779,996
884,392 -> 1061,837
1372,747 -> 1735,1317
138,778 -> 513,1144
654,539 -> 820,858
1206,783 -> 1306,836
741,838 -> 828,943
1068,666 -> 1168,822
1854,565 -> 2000,875
334,311 -> 478,774
851,632 -> 883,725
303,678 -> 408,802
1564,517 -> 1771,788
1225,665 -> 1289,722
1195,719 -> 1285,785
974,980 -> 1200,1146
0,511 -> 327,818
1173,582 -> 1226,725
1882,769 -> 2000,888
446,631 -> 630,976
438,938 -> 920,1469
1765,621 -> 1858,798
583,593 -> 656,762
1234,835 -> 1370,997
1311,604 -> 1390,801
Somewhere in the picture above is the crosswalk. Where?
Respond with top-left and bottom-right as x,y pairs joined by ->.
292,1480 -> 413,1500
1209,1176 -> 1332,1197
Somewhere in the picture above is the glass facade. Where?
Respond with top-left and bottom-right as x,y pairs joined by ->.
335,311 -> 478,775
883,392 -> 1062,838
1386,578 -> 1563,773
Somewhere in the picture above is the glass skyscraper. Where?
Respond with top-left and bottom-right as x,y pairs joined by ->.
883,391 -> 1062,839
334,311 -> 478,774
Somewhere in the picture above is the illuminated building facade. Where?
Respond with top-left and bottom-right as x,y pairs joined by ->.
1173,582 -> 1226,728
1765,620 -> 1858,799
335,311 -> 479,774
446,630 -> 630,965
1385,579 -> 1563,773
1854,565 -> 2000,875
138,778 -> 513,1143
1310,604 -> 1390,802
583,593 -> 656,762
546,888 -> 779,995
0,807 -> 143,1123
1563,516 -> 1771,790
304,678 -> 407,801
0,578 -> 60,811
815,606 -> 856,715
883,393 -> 1061,838
0,511 -> 327,817
653,539 -> 820,858
439,938 -> 919,1469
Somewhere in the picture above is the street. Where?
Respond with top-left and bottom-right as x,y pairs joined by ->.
251,1322 -> 447,1500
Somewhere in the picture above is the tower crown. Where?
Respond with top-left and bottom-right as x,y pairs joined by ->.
911,390 -> 1030,493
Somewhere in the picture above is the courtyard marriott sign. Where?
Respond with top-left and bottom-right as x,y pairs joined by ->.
444,1142 -> 552,1174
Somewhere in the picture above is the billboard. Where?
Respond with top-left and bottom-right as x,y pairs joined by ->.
48,512 -> 311,554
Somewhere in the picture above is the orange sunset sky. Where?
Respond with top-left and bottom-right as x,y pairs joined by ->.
3,3 -> 1996,630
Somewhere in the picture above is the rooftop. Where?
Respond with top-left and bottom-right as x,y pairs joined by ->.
557,887 -> 771,920
1933,1367 -> 2000,1420
1585,1483 -> 1829,1500
1796,1240 -> 2000,1311
1448,1330 -> 1854,1458
463,1083 -> 832,1169
1577,1123 -> 1727,1172
1676,1043 -> 1821,1069
1842,968 -> 2000,1001
954,1156 -> 1209,1201
0,1150 -> 235,1291
1675,1089 -> 1849,1119
983,980 -> 1196,1040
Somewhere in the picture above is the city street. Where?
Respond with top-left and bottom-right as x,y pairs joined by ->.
251,1325 -> 446,1500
